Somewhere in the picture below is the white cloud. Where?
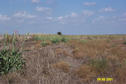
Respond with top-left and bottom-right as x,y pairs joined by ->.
82,10 -> 94,16
100,7 -> 115,12
55,12 -> 79,24
46,12 -> 89,24
71,12 -> 78,17
57,16 -> 64,20
92,16 -> 105,23
13,11 -> 36,19
46,17 -> 53,20
36,7 -> 52,14
0,14 -> 10,21
32,0 -> 40,3
83,2 -> 96,6
117,13 -> 126,23
36,7 -> 51,12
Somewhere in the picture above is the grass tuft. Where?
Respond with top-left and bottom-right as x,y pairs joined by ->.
53,61 -> 70,73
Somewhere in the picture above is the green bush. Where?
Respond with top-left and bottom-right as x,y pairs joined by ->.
51,38 -> 60,44
0,49 -> 24,75
123,41 -> 126,45
89,58 -> 108,73
0,32 -> 25,75
34,36 -> 46,41
41,41 -> 49,47
33,35 -> 69,44
61,37 -> 68,43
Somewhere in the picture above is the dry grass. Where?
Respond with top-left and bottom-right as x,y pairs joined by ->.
74,64 -> 96,82
0,34 -> 126,84
53,61 -> 70,73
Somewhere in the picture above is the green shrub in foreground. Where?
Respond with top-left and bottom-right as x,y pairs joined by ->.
0,49 -> 24,75
0,32 -> 25,75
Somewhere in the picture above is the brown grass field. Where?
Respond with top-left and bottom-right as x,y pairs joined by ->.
0,34 -> 126,84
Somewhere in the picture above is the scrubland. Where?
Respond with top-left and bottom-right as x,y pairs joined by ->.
0,33 -> 126,84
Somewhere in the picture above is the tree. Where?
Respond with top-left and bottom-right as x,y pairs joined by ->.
57,32 -> 62,35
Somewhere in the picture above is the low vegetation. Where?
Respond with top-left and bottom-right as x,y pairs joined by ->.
0,33 -> 25,75
0,34 -> 126,84
33,35 -> 69,44
123,40 -> 126,45
0,49 -> 24,75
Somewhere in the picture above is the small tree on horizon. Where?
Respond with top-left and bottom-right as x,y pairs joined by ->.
57,32 -> 62,35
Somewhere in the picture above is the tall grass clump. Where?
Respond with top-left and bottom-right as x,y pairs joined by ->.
0,33 -> 25,75
89,57 -> 108,74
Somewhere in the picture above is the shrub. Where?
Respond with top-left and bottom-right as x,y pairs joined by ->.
33,35 -> 68,44
61,37 -> 68,43
51,38 -> 60,44
0,49 -> 24,75
123,41 -> 126,45
41,40 -> 49,47
89,58 -> 108,74
0,32 -> 25,75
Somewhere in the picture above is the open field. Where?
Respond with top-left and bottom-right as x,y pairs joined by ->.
0,34 -> 126,84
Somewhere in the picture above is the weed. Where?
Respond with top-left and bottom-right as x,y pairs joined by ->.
0,32 -> 25,75
0,49 -> 24,75
4,33 -> 18,44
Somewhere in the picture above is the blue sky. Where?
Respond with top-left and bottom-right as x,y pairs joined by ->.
0,0 -> 126,35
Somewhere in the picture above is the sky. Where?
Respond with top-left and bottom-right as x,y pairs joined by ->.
0,0 -> 126,35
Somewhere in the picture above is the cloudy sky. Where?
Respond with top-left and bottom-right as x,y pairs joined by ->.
0,0 -> 126,35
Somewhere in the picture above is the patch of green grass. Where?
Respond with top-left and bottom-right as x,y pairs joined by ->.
34,35 -> 49,41
33,35 -> 69,44
41,40 -> 49,47
89,58 -> 108,73
61,37 -> 68,43
51,37 -> 61,44
80,40 -> 88,43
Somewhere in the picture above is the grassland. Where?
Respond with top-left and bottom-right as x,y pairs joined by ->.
0,33 -> 126,84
